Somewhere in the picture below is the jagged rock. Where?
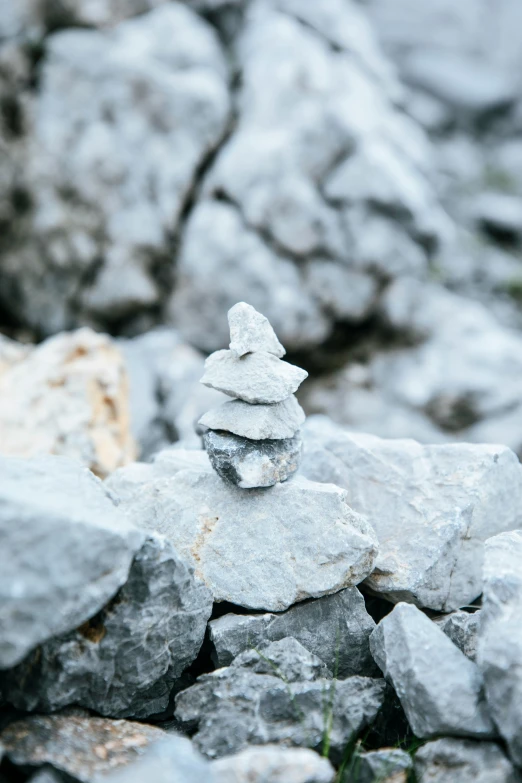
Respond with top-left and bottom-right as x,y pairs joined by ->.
203,430 -> 302,488
209,587 -> 378,677
0,534 -> 213,719
199,395 -> 305,441
413,738 -> 520,783
104,735 -> 213,783
348,748 -> 412,783
212,745 -> 335,783
201,350 -> 308,404
477,531 -> 522,767
0,4 -> 230,334
175,665 -> 386,762
0,454 -> 143,669
0,714 -> 171,782
370,603 -> 495,739
229,302 -> 286,358
0,329 -> 136,477
108,468 -> 378,611
230,638 -> 332,682
301,415 -> 522,611
434,610 -> 480,661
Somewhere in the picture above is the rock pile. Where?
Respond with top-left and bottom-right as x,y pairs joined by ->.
199,303 -> 308,488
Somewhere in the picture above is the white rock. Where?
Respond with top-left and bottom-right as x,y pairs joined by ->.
212,745 -> 335,783
199,395 -> 305,440
201,350 -> 308,404
228,302 -> 285,358
414,738 -> 519,783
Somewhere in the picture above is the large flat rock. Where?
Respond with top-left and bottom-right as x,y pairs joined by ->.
199,395 -> 305,440
301,417 -> 522,610
107,466 -> 378,611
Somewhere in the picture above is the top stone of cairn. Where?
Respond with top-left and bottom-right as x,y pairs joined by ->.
228,302 -> 286,358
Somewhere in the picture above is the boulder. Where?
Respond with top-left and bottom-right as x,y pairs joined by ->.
212,745 -> 334,783
0,454 -> 143,669
199,395 -> 305,441
370,603 -> 495,739
413,738 -> 520,783
228,302 -> 286,358
107,468 -> 378,611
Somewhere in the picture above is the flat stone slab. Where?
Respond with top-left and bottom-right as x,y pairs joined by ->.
201,350 -> 308,404
110,467 -> 378,611
203,430 -> 302,488
228,302 -> 285,358
199,395 -> 305,440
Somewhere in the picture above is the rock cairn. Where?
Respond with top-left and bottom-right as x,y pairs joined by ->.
198,303 -> 308,488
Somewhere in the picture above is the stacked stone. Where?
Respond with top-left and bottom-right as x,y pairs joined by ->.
198,303 -> 308,489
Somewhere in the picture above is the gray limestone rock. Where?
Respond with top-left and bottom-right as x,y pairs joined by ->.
203,430 -> 302,488
231,638 -> 332,682
201,350 -> 308,404
0,534 -> 213,719
370,602 -> 495,739
175,666 -> 386,762
199,395 -> 305,441
229,302 -> 286,358
301,416 -> 522,611
104,735 -> 214,783
477,531 -> 522,767
209,587 -> 378,677
0,454 -> 144,670
348,748 -> 412,783
212,745 -> 335,783
434,610 -> 480,661
413,738 -> 520,783
110,468 -> 379,611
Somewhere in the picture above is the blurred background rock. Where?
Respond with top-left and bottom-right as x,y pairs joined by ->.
1,0 -> 522,467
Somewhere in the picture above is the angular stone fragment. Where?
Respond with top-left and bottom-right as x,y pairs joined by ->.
175,666 -> 385,762
212,745 -> 335,783
434,610 -> 480,661
0,715 -> 170,782
111,468 -> 378,611
199,395 -> 305,440
231,638 -> 332,682
209,587 -> 377,677
477,531 -> 522,767
348,748 -> 412,783
0,534 -> 213,719
0,454 -> 144,670
203,430 -> 302,488
370,603 -> 495,739
201,350 -> 308,404
301,416 -> 522,610
413,738 -> 520,783
228,302 -> 286,358
0,328 -> 136,477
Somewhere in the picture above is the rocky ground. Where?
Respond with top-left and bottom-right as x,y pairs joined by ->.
2,0 -> 522,781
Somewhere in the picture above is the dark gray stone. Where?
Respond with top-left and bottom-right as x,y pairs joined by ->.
414,738 -> 521,783
0,534 -> 213,719
203,429 -> 302,488
230,638 -> 332,682
0,454 -> 144,669
209,587 -> 378,677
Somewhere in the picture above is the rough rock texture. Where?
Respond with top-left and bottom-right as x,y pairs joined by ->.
175,665 -> 386,762
0,328 -> 136,477
203,429 -> 302,488
104,735 -> 213,783
199,395 -> 305,441
230,638 -> 332,683
413,738 -> 521,783
0,534 -> 213,719
0,715 -> 170,782
209,587 -> 378,677
201,350 -> 308,404
349,748 -> 412,783
0,4 -> 230,334
212,745 -> 335,783
370,603 -> 495,739
301,415 -> 522,610
434,610 -> 480,661
0,454 -> 143,669
229,302 -> 286,358
477,531 -> 522,767
108,467 -> 378,611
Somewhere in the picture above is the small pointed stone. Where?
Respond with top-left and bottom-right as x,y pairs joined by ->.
228,302 -> 285,358
201,350 -> 308,404
199,395 -> 305,440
